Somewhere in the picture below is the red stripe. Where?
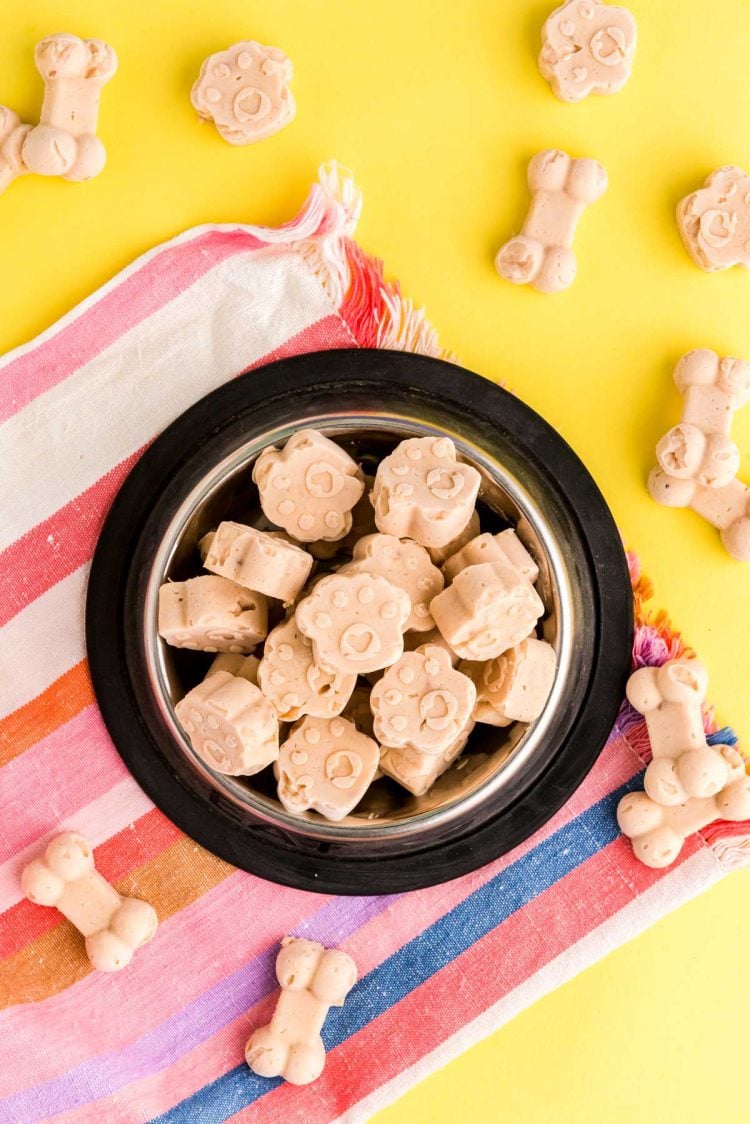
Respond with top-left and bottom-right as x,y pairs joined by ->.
0,808 -> 180,960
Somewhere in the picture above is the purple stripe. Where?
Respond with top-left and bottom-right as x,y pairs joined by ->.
0,892 -> 399,1122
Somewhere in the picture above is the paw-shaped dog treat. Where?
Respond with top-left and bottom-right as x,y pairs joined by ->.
341,684 -> 376,738
246,937 -> 357,1085
379,721 -> 475,797
296,571 -> 410,675
276,715 -> 380,820
192,41 -> 295,146
253,429 -> 364,543
204,521 -> 312,603
370,645 -> 476,753
430,562 -> 544,661
158,575 -> 267,652
340,533 -> 444,632
0,107 -> 31,195
444,529 -> 539,584
403,626 -> 460,665
678,166 -> 750,273
372,437 -> 481,549
426,510 -> 480,565
539,0 -> 637,103
175,668 -> 279,776
22,34 -> 118,182
617,749 -> 750,868
496,149 -> 607,293
308,475 -> 377,560
258,616 -> 356,721
460,637 -> 556,726
21,833 -> 157,971
207,652 -> 260,685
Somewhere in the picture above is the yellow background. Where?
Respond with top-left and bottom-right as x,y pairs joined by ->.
2,1 -> 749,1120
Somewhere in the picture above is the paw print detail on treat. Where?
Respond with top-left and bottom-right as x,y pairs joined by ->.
253,430 -> 364,543
430,562 -> 544,661
258,616 -> 356,721
460,637 -> 556,726
21,833 -> 157,972
370,645 -> 476,753
158,575 -> 267,653
539,0 -> 637,103
0,107 -> 31,196
295,572 -> 411,675
372,437 -> 481,548
203,521 -> 312,602
677,167 -> 750,273
276,716 -> 380,821
340,533 -> 444,632
379,721 -> 475,797
191,41 -> 295,145
175,669 -> 279,776
444,528 -> 539,584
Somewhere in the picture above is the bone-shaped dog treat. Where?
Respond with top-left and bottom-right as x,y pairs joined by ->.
496,148 -> 607,294
276,715 -> 380,820
22,833 -> 157,971
443,529 -> 539,584
426,510 -> 480,565
253,429 -> 364,543
626,659 -> 732,806
430,561 -> 544,661
539,0 -> 637,103
258,616 -> 356,721
204,521 -> 312,603
339,533 -> 444,632
677,166 -> 750,273
296,571 -> 411,675
192,42 -> 296,146
0,107 -> 31,195
460,637 -> 556,726
175,668 -> 279,775
22,34 -> 117,182
207,651 -> 260,685
617,750 -> 750,868
158,575 -> 267,652
245,937 -> 357,1085
379,721 -> 475,796
372,437 -> 481,549
370,644 -> 476,753
649,464 -> 750,563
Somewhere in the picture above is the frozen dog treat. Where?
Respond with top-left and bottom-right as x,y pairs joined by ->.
372,437 -> 481,549
246,937 -> 357,1085
0,107 -> 31,195
258,616 -> 356,722
309,474 -> 378,559
207,652 -> 260,685
627,660 -> 730,805
496,148 -> 607,294
341,683 -> 376,738
461,637 -> 555,726
403,626 -> 460,665
254,429 -> 364,543
444,529 -> 538,584
204,521 -> 312,603
379,722 -> 475,796
192,41 -> 295,146
459,659 -> 515,726
430,561 -> 544,661
22,34 -> 117,182
296,571 -> 411,675
22,833 -> 157,971
175,669 -> 278,775
340,533 -> 444,632
158,575 -> 267,652
370,645 -> 476,753
617,749 -> 750,868
677,166 -> 750,272
276,715 -> 379,820
540,0 -> 636,103
427,509 -> 480,565
649,463 -> 750,562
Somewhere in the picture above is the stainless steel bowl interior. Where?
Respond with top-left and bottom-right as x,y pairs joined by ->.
143,411 -> 577,841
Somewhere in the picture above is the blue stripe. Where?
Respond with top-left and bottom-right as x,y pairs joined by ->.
152,774 -> 641,1124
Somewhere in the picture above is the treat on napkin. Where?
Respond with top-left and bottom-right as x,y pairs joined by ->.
0,165 -> 748,1123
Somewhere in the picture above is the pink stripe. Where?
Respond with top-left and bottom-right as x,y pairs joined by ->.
0,230 -> 264,425
0,706 -> 127,864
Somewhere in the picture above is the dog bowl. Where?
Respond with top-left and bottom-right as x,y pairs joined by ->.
87,349 -> 632,893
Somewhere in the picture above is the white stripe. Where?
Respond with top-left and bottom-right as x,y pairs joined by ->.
335,848 -> 728,1124
0,565 -> 87,720
0,250 -> 333,551
0,777 -> 153,912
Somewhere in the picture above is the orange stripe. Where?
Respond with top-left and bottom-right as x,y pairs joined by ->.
0,837 -> 233,1009
0,661 -> 94,766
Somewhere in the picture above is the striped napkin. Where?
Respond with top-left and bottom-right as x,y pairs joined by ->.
1,164 -> 748,1124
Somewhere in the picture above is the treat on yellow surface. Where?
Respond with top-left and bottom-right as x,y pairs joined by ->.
677,166 -> 750,273
158,574 -> 267,652
192,41 -> 295,145
22,833 -> 157,971
276,715 -> 380,820
539,0 -> 637,103
0,106 -> 31,195
370,645 -> 476,753
430,561 -> 544,660
175,668 -> 279,776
